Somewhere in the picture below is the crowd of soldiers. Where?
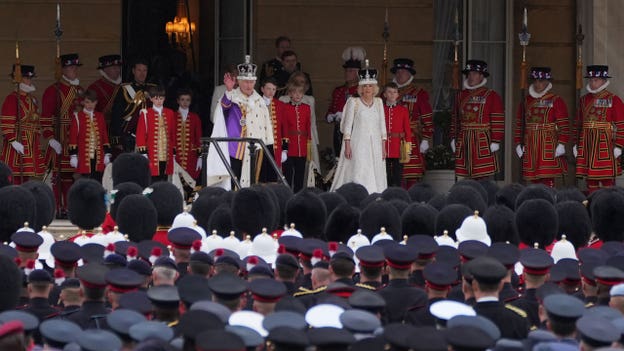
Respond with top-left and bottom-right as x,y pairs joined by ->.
0,142 -> 623,350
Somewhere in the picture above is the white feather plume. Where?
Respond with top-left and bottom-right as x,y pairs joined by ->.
342,47 -> 366,62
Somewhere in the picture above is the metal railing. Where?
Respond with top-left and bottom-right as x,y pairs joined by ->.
201,137 -> 288,189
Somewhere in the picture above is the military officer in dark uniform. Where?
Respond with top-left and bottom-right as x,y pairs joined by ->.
406,235 -> 439,288
66,263 -> 110,329
168,227 -> 202,280
258,36 -> 291,84
355,245 -> 385,290
468,256 -> 530,339
509,247 -> 553,329
405,261 -> 456,327
110,58 -> 155,152
274,252 -> 300,295
486,242 -> 521,303
22,269 -> 59,325
378,243 -> 428,323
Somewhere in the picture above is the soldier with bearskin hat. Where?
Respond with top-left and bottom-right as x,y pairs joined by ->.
574,65 -> 624,193
389,58 -> 433,188
450,60 -> 504,180
41,53 -> 85,217
0,65 -> 45,183
514,67 -> 570,187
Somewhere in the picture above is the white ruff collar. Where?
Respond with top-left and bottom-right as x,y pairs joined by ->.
586,80 -> 610,94
463,78 -> 487,90
393,76 -> 414,88
62,75 -> 80,86
19,83 -> 35,93
99,70 -> 122,85
529,82 -> 552,98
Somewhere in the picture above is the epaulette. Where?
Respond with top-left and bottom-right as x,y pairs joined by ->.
167,320 -> 179,328
355,283 -> 377,291
504,303 -> 528,318
530,325 -> 538,331
295,287 -> 311,294
293,286 -> 326,297
585,302 -> 595,308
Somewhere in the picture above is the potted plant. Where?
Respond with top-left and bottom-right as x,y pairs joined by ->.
423,110 -> 456,193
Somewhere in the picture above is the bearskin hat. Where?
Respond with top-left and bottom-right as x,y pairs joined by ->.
21,180 -> 55,232
266,183 -> 294,226
251,184 -> 280,230
335,182 -> 369,208
515,184 -> 556,209
191,190 -> 230,233
556,187 -> 586,204
556,200 -> 591,250
515,198 -> 558,248
232,187 -> 277,236
591,190 -> 624,242
495,183 -> 524,211
319,192 -> 347,218
483,204 -> 518,245
324,204 -> 360,243
68,179 -> 107,230
147,181 -> 183,227
116,194 -> 158,242
359,199 -> 401,240
388,199 -> 409,216
402,202 -> 439,237
0,161 -> 12,188
285,189 -> 327,238
453,179 -> 488,204
427,193 -> 447,211
446,185 -> 487,214
382,187 -> 411,203
434,203 -> 472,240
408,182 -> 438,203
0,185 -> 35,243
112,152 -> 151,188
478,180 -> 499,206
109,182 -> 143,221
207,204 -> 235,238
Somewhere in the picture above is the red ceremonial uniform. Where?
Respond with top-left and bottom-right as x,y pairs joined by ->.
384,103 -> 412,158
451,86 -> 505,178
41,79 -> 85,172
87,77 -> 119,130
396,83 -> 433,180
0,91 -> 45,181
575,89 -> 624,180
514,91 -> 570,181
152,227 -> 171,247
136,107 -> 177,176
175,110 -> 202,179
326,84 -> 359,155
267,98 -> 286,165
283,102 -> 311,157
68,109 -> 111,174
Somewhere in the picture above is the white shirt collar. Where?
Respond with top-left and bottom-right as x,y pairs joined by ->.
476,296 -> 499,303
263,96 -> 271,105
179,107 -> 189,120
153,106 -> 163,114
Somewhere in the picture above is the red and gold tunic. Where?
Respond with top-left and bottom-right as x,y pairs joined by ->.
396,83 -> 433,179
450,86 -> 505,178
0,91 -> 45,178
136,107 -> 177,176
575,89 -> 624,180
87,77 -> 119,130
68,110 -> 111,174
41,79 -> 84,173
267,98 -> 286,165
514,92 -> 570,180
152,227 -> 171,247
326,84 -> 358,117
175,110 -> 202,179
384,103 -> 412,158
283,102 -> 311,157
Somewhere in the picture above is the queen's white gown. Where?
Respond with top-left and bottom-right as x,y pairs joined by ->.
330,96 -> 387,194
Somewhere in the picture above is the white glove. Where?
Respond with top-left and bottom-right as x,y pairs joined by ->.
195,158 -> 202,171
103,153 -> 111,165
490,143 -> 500,153
10,141 -> 24,155
281,150 -> 288,163
49,139 -> 62,155
419,140 -> 429,154
335,112 -> 343,122
555,144 -> 566,157
615,147 -> 623,159
142,153 -> 148,159
326,113 -> 335,123
515,145 -> 524,158
451,139 -> 456,153
573,145 -> 578,158
70,155 -> 78,168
